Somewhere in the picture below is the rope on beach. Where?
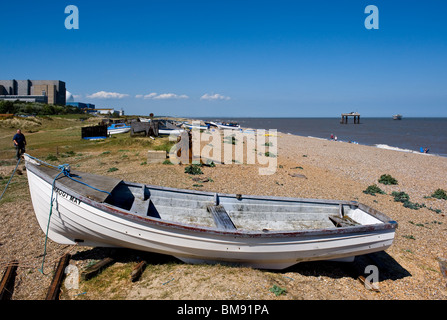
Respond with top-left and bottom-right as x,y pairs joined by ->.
0,157 -> 21,203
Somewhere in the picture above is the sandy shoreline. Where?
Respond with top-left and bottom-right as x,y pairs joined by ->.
1,128 -> 446,300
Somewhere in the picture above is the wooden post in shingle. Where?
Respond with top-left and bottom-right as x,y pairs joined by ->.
0,260 -> 18,300
46,253 -> 71,300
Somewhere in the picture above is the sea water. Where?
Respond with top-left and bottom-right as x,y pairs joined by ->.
203,117 -> 447,157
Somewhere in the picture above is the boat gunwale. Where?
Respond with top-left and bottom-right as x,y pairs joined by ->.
25,158 -> 398,239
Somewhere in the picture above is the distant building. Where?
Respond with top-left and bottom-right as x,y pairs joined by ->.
95,108 -> 124,117
0,79 -> 66,105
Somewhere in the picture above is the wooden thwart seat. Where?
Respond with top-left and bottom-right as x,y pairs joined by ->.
207,205 -> 237,230
329,215 -> 360,227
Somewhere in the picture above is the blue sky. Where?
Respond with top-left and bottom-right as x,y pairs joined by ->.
1,0 -> 446,117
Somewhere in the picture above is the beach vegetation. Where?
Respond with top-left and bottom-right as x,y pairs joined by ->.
409,221 -> 425,227
269,284 -> 287,296
363,184 -> 386,196
391,191 -> 424,210
162,159 -> 173,165
403,201 -> 424,210
431,188 -> 447,200
107,167 -> 118,172
378,174 -> 398,185
59,150 -> 76,158
427,207 -> 442,214
184,164 -> 203,175
207,161 -> 216,167
391,191 -> 410,203
153,140 -> 176,152
45,154 -> 58,162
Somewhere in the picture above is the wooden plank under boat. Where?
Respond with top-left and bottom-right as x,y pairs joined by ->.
24,154 -> 397,270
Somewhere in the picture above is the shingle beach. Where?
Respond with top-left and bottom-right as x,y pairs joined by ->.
1,129 -> 447,300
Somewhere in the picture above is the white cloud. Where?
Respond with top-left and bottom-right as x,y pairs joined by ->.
200,93 -> 231,101
144,93 -> 158,99
136,92 -> 189,100
87,91 -> 129,99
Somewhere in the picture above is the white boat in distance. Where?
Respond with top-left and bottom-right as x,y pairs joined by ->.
158,119 -> 185,136
182,123 -> 209,130
24,155 -> 397,270
206,121 -> 241,130
107,123 -> 131,135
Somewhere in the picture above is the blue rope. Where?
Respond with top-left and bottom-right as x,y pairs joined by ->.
0,158 -> 21,202
39,170 -> 63,274
63,169 -> 112,197
26,154 -> 112,196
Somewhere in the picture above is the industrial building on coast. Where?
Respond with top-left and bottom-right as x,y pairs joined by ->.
0,79 -> 66,105
0,79 -> 124,116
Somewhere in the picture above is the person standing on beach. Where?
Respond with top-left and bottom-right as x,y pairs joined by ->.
13,129 -> 26,160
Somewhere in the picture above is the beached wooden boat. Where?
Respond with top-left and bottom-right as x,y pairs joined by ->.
24,154 -> 397,270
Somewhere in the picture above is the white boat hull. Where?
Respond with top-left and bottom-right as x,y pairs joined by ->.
107,127 -> 131,135
217,125 -> 241,130
25,157 -> 397,270
158,129 -> 184,136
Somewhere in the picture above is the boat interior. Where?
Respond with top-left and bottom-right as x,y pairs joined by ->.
26,156 -> 388,233
104,181 -> 383,231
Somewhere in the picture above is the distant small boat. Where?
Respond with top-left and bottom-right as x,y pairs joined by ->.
158,128 -> 185,136
158,119 -> 185,136
107,123 -> 131,135
393,114 -> 402,120
24,154 -> 397,270
182,123 -> 209,130
215,121 -> 241,130
205,121 -> 241,130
